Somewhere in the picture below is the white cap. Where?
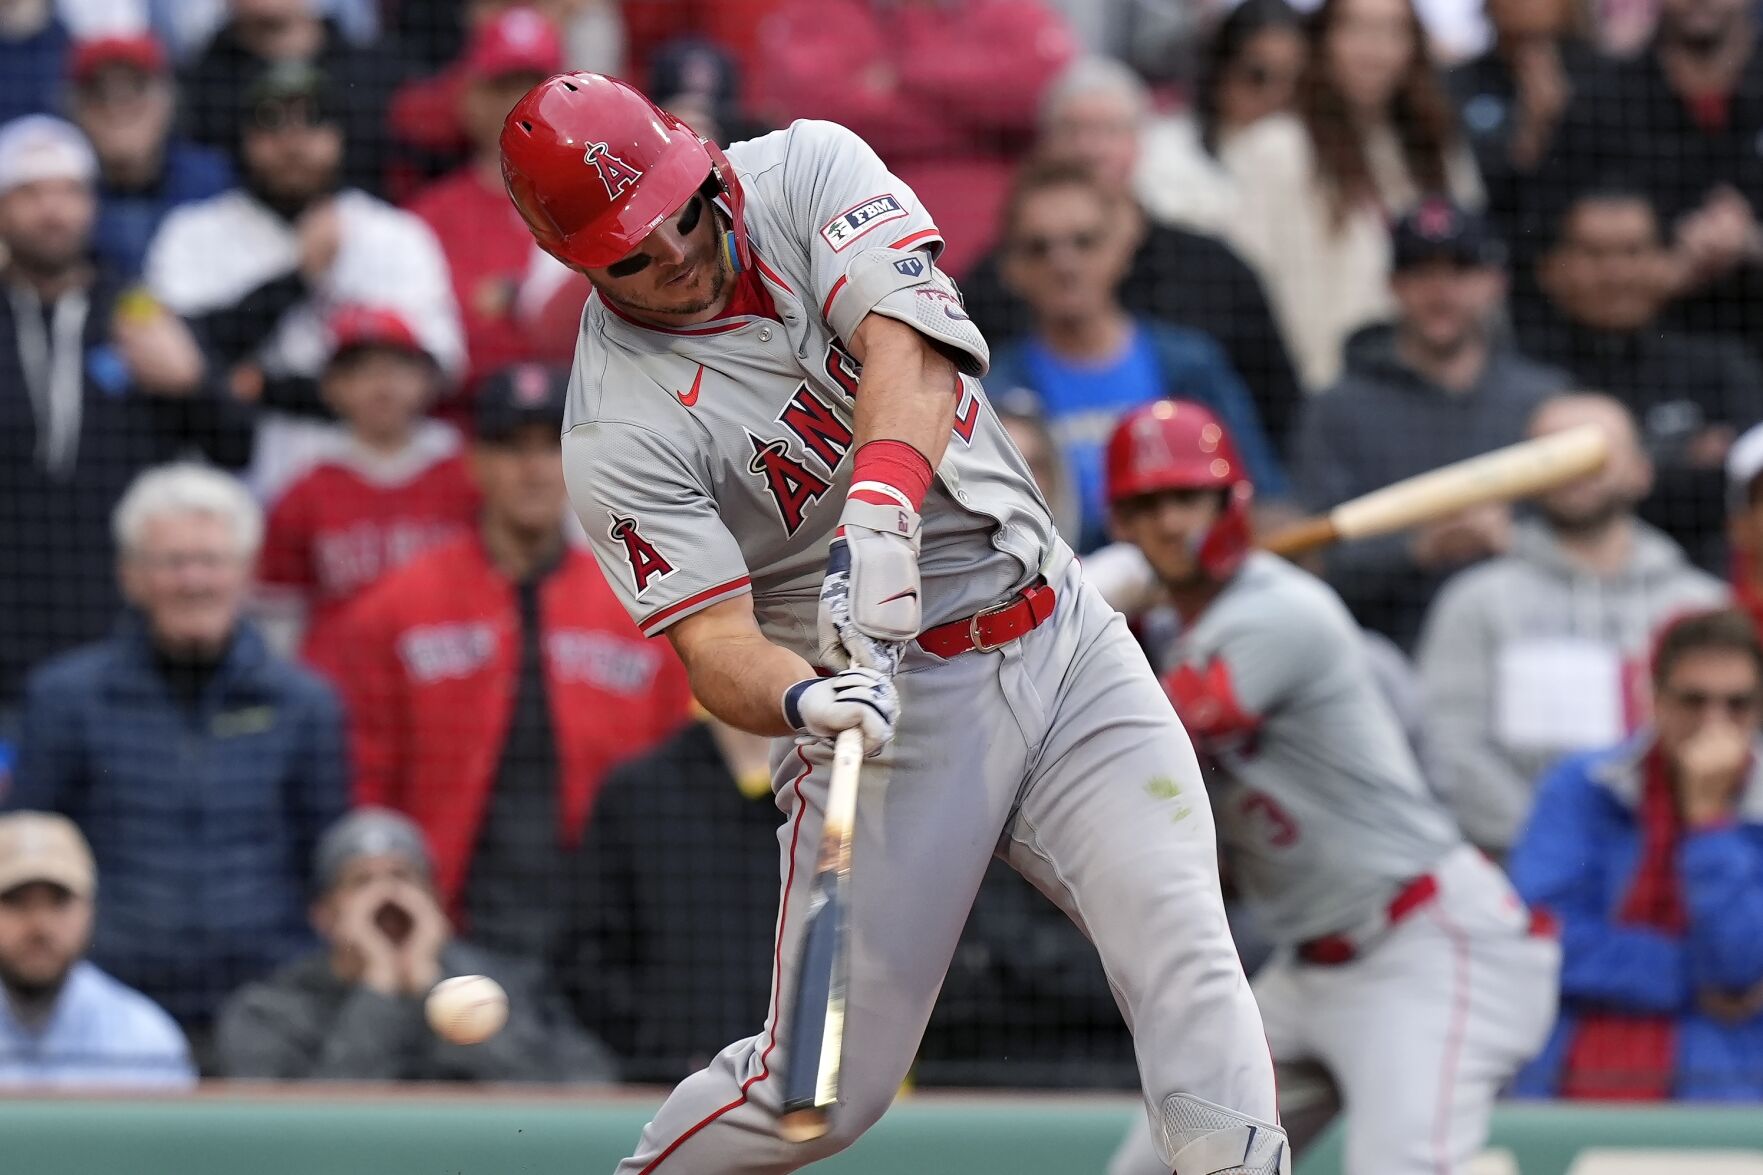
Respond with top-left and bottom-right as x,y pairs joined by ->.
0,115 -> 98,197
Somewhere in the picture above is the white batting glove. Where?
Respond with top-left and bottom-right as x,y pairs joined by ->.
782,667 -> 900,757
816,486 -> 921,673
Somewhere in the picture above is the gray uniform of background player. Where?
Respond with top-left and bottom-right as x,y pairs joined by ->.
563,119 -> 1283,1174
1110,554 -> 1558,1175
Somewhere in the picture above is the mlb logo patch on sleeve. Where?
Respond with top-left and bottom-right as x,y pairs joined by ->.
820,195 -> 908,251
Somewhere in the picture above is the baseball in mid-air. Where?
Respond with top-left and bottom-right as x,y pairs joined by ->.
425,975 -> 508,1045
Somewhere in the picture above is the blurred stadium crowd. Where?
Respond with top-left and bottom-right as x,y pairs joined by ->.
2,0 -> 1763,1118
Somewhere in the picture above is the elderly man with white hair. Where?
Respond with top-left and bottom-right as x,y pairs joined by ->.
9,461 -> 346,1047
0,112 -> 255,708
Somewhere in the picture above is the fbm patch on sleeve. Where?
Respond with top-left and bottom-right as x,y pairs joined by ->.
819,194 -> 907,251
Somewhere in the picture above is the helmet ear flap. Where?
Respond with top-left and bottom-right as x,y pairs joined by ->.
1196,482 -> 1255,580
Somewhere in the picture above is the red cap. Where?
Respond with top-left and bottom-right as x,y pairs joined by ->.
501,72 -> 738,271
328,305 -> 425,359
69,34 -> 167,85
463,7 -> 564,82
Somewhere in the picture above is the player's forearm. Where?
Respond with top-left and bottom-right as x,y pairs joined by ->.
848,313 -> 959,470
681,630 -> 816,738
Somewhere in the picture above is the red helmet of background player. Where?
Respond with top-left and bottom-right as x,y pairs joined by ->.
1105,399 -> 1255,580
499,72 -> 749,272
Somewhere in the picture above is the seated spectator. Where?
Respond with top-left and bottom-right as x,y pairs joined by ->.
146,60 -> 462,500
1221,0 -> 1483,391
1446,0 -> 1590,248
987,160 -> 1286,550
66,34 -> 234,279
1136,0 -> 1308,236
405,7 -> 584,396
10,463 -> 347,1033
180,0 -> 404,195
1729,424 -> 1763,632
1294,198 -> 1568,648
388,0 -> 625,187
1536,0 -> 1763,363
959,56 -> 1305,454
757,0 -> 1076,277
555,713 -> 780,1084
339,366 -> 691,964
216,807 -> 613,1081
1518,185 -> 1763,570
1511,608 -> 1763,1101
1418,394 -> 1727,855
258,306 -> 478,675
647,36 -> 770,149
0,114 -> 254,707
0,812 -> 195,1088
0,0 -> 67,125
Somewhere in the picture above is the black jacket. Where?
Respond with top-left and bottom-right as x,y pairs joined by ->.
0,269 -> 254,705
1518,307 -> 1763,569
961,222 -> 1305,455
554,722 -> 783,1084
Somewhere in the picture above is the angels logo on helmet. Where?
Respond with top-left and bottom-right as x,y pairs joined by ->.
582,140 -> 644,199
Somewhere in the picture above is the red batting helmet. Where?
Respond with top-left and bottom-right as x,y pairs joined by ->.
499,72 -> 748,272
1105,400 -> 1255,579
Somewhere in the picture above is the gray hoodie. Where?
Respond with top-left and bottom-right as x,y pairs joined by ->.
1416,517 -> 1727,852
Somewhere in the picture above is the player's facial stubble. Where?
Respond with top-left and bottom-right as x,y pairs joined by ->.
592,194 -> 730,320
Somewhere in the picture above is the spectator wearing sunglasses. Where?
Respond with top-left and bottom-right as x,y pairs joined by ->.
959,55 -> 1306,456
1136,0 -> 1308,236
1218,0 -> 1482,392
1510,608 -> 1763,1101
987,159 -> 1286,552
143,61 -> 462,501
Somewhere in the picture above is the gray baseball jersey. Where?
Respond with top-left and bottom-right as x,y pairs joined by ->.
562,119 -> 1057,658
1171,553 -> 1460,943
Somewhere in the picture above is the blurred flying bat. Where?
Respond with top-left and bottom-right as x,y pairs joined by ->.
1261,423 -> 1610,557
777,726 -> 865,1143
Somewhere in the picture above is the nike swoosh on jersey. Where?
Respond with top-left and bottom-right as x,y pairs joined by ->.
675,365 -> 705,407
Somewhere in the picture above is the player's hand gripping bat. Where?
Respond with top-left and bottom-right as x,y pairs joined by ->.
777,726 -> 865,1142
1260,423 -> 1610,557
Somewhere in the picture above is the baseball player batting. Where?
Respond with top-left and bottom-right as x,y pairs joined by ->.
1098,402 -> 1561,1175
500,74 -> 1287,1174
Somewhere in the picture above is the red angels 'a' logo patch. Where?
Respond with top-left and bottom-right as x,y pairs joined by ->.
608,513 -> 674,595
583,141 -> 644,200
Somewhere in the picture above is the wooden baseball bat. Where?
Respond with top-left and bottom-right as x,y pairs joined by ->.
777,726 -> 865,1143
1260,423 -> 1611,558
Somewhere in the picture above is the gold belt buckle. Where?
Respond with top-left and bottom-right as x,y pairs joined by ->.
967,597 -> 1018,653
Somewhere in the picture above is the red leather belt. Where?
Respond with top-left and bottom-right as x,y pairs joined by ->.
1297,874 -> 1440,966
916,582 -> 1056,658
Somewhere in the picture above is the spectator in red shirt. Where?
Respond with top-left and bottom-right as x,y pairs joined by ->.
405,7 -> 586,394
757,0 -> 1076,277
259,305 -> 479,676
337,363 -> 692,963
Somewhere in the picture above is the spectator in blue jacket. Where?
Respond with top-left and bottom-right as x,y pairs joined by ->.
66,34 -> 233,279
1510,608 -> 1763,1101
987,158 -> 1285,551
8,462 -> 347,1039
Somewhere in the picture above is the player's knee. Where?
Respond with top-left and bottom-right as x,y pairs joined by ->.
1154,1093 -> 1290,1175
768,1088 -> 891,1164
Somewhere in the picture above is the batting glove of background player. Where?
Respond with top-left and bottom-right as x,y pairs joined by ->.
817,486 -> 921,674
782,667 -> 900,757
